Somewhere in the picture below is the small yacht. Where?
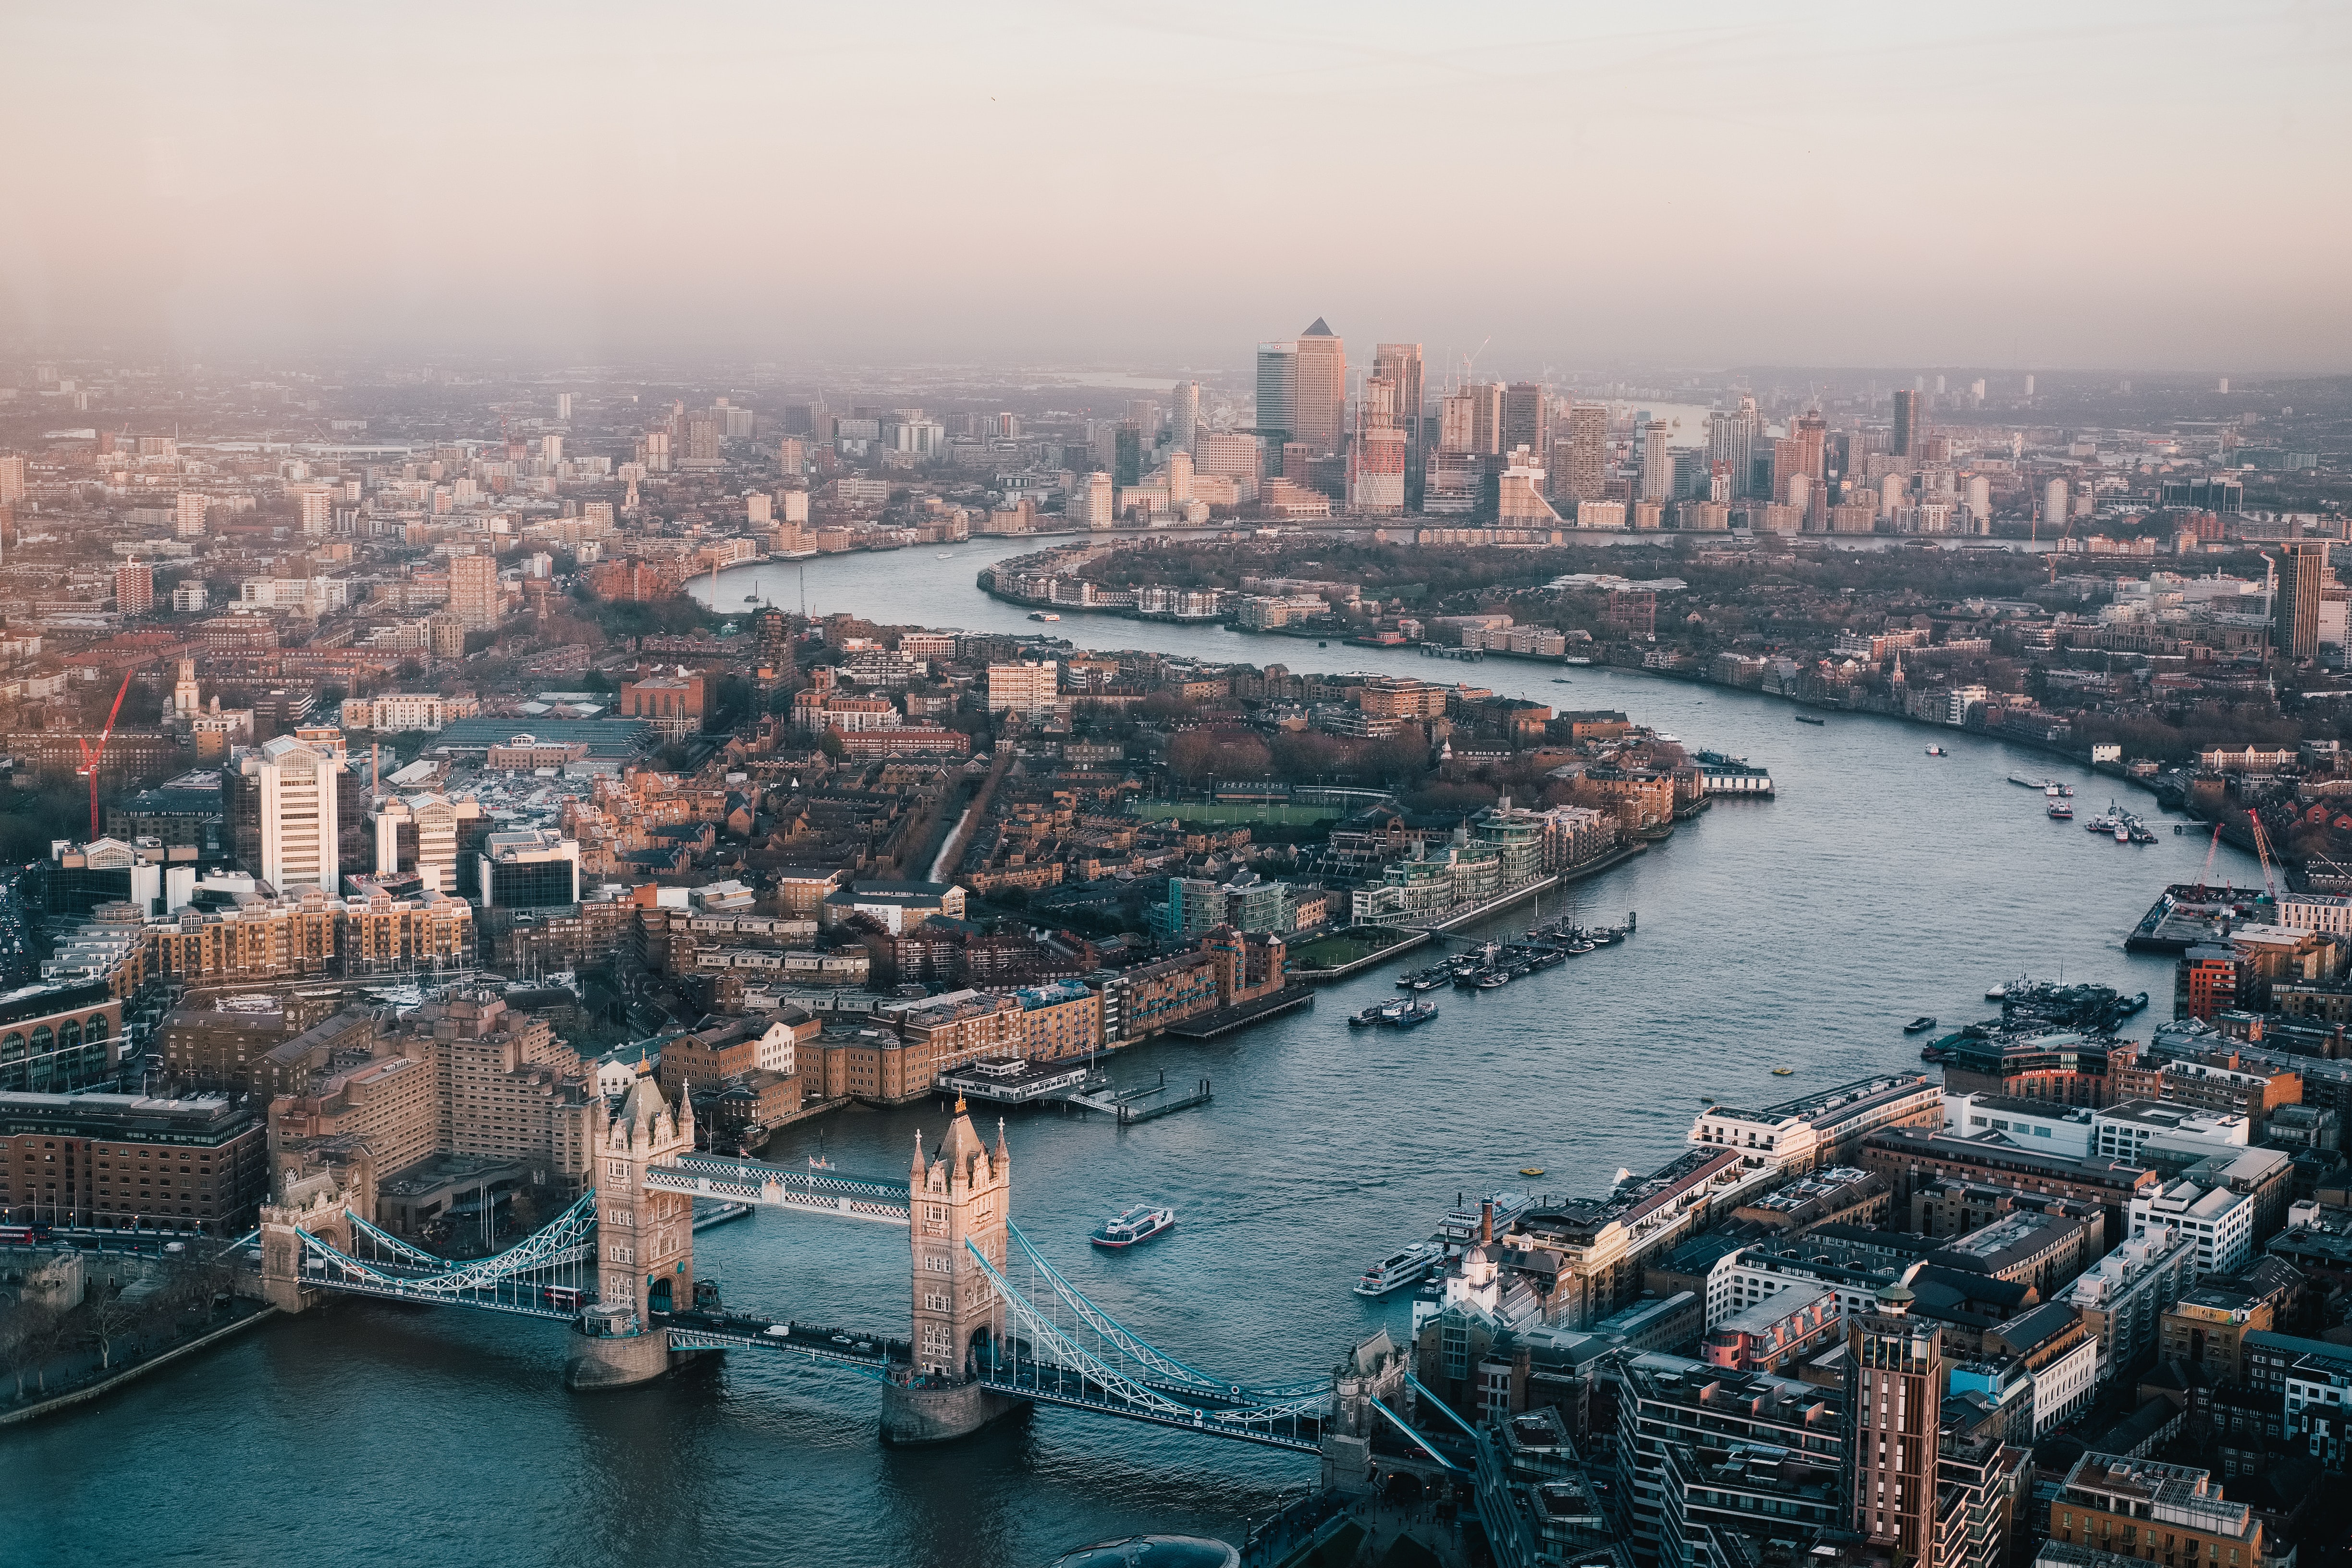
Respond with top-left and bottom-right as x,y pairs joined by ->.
1354,1242 -> 1441,1297
1903,1016 -> 1937,1034
1090,1204 -> 1176,1249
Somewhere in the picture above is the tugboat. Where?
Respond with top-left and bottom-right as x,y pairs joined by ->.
1090,1204 -> 1176,1249
1383,1001 -> 1440,1029
1350,1001 -> 1404,1028
1904,1015 -> 1937,1034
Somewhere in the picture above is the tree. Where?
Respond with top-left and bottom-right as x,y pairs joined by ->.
0,1299 -> 50,1399
818,731 -> 847,761
78,1278 -> 144,1371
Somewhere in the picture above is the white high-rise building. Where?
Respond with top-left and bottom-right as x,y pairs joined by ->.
1967,475 -> 1991,531
1639,421 -> 1673,502
247,735 -> 344,893
174,492 -> 209,538
0,453 -> 24,505
2044,478 -> 2069,530
556,392 -> 573,421
541,434 -> 563,466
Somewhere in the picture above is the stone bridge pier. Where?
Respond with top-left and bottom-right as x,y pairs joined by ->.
567,1078 -> 697,1390
879,1097 -> 1019,1445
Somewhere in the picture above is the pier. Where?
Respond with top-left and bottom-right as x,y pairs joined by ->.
1162,984 -> 1316,1038
1068,1071 -> 1215,1125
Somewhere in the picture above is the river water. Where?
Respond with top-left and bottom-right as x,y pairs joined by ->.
3,545 -> 2250,1568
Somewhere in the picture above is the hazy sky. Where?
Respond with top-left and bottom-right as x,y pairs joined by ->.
2,1 -> 2346,374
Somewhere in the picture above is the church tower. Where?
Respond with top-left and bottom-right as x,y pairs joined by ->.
172,657 -> 201,719
596,1076 -> 695,1322
909,1097 -> 1010,1379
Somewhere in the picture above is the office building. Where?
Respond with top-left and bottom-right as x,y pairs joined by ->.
1708,408 -> 1755,500
1291,318 -> 1345,455
477,829 -> 581,910
1372,343 -> 1424,479
1467,382 -> 1506,455
1254,341 -> 1296,445
2275,540 -> 2331,661
2047,1455 -> 2266,1566
242,735 -> 343,893
1502,382 -> 1549,458
1170,380 -> 1199,453
113,559 -> 153,615
0,1089 -> 269,1235
1893,389 -> 1922,457
449,552 -> 499,630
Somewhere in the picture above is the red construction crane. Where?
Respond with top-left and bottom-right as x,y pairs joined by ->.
75,669 -> 136,839
2247,809 -> 2281,904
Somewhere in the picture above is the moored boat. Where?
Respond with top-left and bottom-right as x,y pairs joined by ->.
1090,1204 -> 1176,1249
1355,1242 -> 1441,1297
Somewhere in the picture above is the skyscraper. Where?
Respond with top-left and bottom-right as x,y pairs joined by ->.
1372,343 -> 1423,466
1848,1283 -> 1942,1564
1639,421 -> 1673,501
556,392 -> 572,421
1502,382 -> 1550,459
2042,478 -> 2069,533
1794,413 -> 1828,482
1892,389 -> 1922,458
2276,541 -> 2332,662
1171,380 -> 1200,453
1708,408 -> 1755,500
1437,395 -> 1476,454
1554,404 -> 1607,504
1291,319 -> 1345,456
1467,382 -> 1506,455
1254,341 -> 1296,447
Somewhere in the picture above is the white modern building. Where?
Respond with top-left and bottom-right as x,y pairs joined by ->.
2129,1180 -> 2254,1278
245,735 -> 344,893
2065,1222 -> 2194,1381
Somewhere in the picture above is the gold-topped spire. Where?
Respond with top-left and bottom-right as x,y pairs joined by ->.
955,1092 -> 967,1114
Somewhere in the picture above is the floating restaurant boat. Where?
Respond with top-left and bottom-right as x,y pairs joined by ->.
1090,1204 -> 1176,1250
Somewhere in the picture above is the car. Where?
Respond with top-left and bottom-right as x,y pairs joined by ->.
830,1332 -> 852,1345
853,1339 -> 874,1353
763,1324 -> 791,1338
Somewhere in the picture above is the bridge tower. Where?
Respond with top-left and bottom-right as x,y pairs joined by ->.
565,1076 -> 695,1390
257,1150 -> 375,1313
880,1096 -> 1018,1444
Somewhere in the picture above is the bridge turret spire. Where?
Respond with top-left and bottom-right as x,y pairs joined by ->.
911,1127 -> 925,1184
995,1117 -> 1009,1169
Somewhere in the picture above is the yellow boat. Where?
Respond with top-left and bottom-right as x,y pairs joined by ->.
1519,1167 -> 1546,1177
1771,1066 -> 1795,1076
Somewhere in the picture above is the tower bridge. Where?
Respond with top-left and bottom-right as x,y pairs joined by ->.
255,1077 -> 1434,1481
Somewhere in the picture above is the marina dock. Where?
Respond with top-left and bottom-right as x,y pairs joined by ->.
2124,882 -> 2276,953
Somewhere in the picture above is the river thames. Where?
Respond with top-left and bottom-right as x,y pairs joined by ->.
4,544 -> 2251,1568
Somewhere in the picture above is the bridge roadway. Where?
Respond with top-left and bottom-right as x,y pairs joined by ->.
658,1307 -> 905,1377
643,1153 -> 912,1224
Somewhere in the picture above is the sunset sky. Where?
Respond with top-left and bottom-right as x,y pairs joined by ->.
2,0 -> 2345,372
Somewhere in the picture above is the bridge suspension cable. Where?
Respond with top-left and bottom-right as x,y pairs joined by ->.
968,1236 -> 1327,1451
291,1189 -> 600,1319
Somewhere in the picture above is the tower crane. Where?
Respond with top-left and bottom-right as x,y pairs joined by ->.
2247,809 -> 2280,903
76,668 -> 137,840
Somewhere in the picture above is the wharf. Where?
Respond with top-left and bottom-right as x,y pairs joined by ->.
2124,882 -> 2275,954
1162,985 -> 1316,1039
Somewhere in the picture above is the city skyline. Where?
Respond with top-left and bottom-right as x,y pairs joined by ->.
2,3 -> 2347,370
